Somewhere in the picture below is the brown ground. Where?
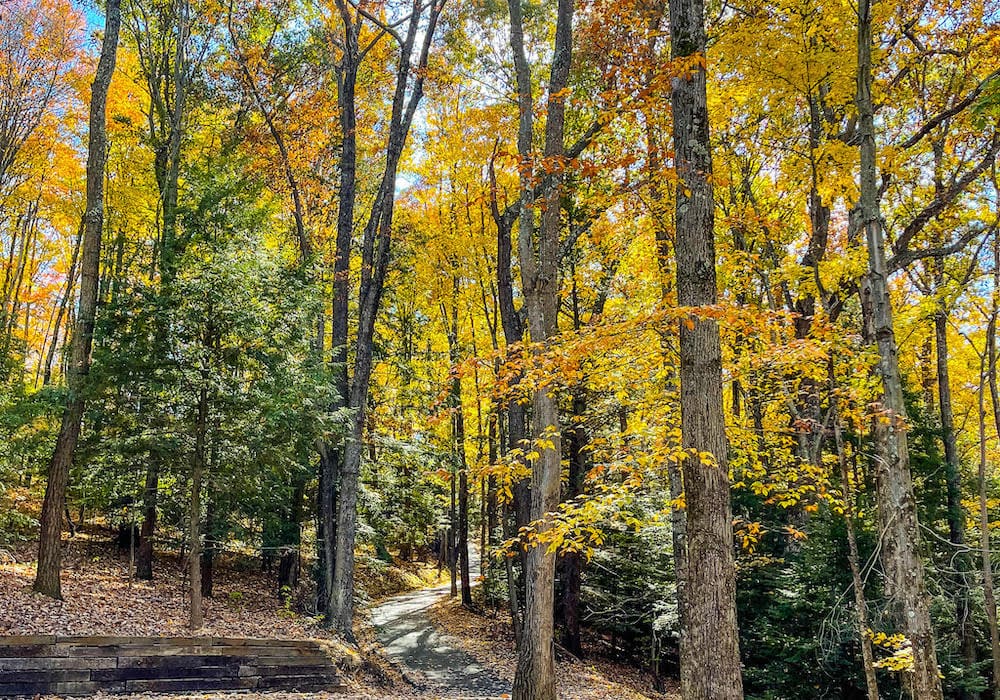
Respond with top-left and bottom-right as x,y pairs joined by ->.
425,597 -> 680,700
0,531 -> 676,698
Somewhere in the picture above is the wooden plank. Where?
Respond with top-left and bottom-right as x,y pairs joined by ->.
115,645 -> 214,657
256,655 -> 335,667
0,644 -> 54,658
92,664 -> 241,682
58,635 -> 142,646
0,669 -> 91,683
54,636 -> 202,646
0,682 -> 48,696
125,676 -> 259,692
256,674 -> 342,691
0,635 -> 347,697
253,664 -> 337,676
0,680 -> 112,696
54,644 -> 124,658
0,656 -> 115,671
215,644 -> 323,657
211,637 -> 317,649
117,654 -> 246,670
55,639 -> 216,657
0,635 -> 56,646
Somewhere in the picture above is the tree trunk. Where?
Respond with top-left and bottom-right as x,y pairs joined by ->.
201,493 -> 215,598
318,10 -> 359,621
984,285 -> 1000,700
559,386 -> 587,658
33,0 -> 121,599
831,363 -> 880,700
667,0 -> 744,695
136,464 -> 158,580
935,306 -> 978,693
458,424 -> 472,607
855,2 -> 942,697
510,0 -> 572,695
42,222 -> 83,386
646,83 -> 689,649
444,275 -> 473,607
450,458 -> 459,598
279,476 -> 306,594
188,380 -> 207,631
485,410 -> 499,603
325,0 -> 443,637
667,0 -> 745,690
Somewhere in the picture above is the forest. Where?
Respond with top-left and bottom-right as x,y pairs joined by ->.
0,0 -> 998,697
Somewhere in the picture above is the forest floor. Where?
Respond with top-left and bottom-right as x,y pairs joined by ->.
368,547 -> 510,696
425,598 -> 679,700
0,528 -> 677,698
0,527 -> 437,640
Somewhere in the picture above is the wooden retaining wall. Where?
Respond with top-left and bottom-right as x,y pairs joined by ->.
0,635 -> 347,696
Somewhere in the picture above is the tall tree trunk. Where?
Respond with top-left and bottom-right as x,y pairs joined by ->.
326,0 -> 443,637
491,176 -> 529,620
667,0 -> 744,695
279,476 -> 306,595
935,305 -> 978,695
510,0 -> 572,695
450,457 -> 459,598
980,343 -> 1000,700
457,399 -> 472,607
201,491 -> 215,598
133,0 -> 191,583
33,0 -> 121,599
42,222 -> 83,385
200,418 -> 221,599
831,360 -> 880,700
444,276 -> 473,607
855,1 -> 942,696
984,267 -> 1000,700
318,12 -> 359,621
188,380 -> 207,630
136,464 -> 158,580
560,389 -> 586,658
645,87 -> 689,647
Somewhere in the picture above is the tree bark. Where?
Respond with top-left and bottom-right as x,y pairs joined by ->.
560,389 -> 586,658
42,222 -> 83,386
450,457 -> 459,598
855,1 -> 942,696
443,275 -> 473,607
984,258 -> 1000,700
318,7 -> 360,621
327,0 -> 445,636
644,64 -> 690,649
667,0 -> 744,695
135,464 -> 158,580
33,0 -> 121,599
831,360 -> 880,700
456,388 -> 472,607
201,492 -> 215,598
188,380 -> 207,630
131,0 -> 192,583
935,305 -> 978,693
509,0 -> 573,696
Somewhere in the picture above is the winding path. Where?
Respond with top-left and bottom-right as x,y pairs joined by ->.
369,551 -> 510,698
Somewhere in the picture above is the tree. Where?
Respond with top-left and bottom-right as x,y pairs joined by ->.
507,0 -> 574,694
666,0 -> 744,695
855,0 -> 942,695
33,0 -> 122,599
322,0 -> 447,636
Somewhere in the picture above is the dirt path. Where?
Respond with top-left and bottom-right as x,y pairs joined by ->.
369,550 -> 510,698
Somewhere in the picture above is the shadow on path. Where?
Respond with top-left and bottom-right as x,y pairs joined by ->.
369,549 -> 511,698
